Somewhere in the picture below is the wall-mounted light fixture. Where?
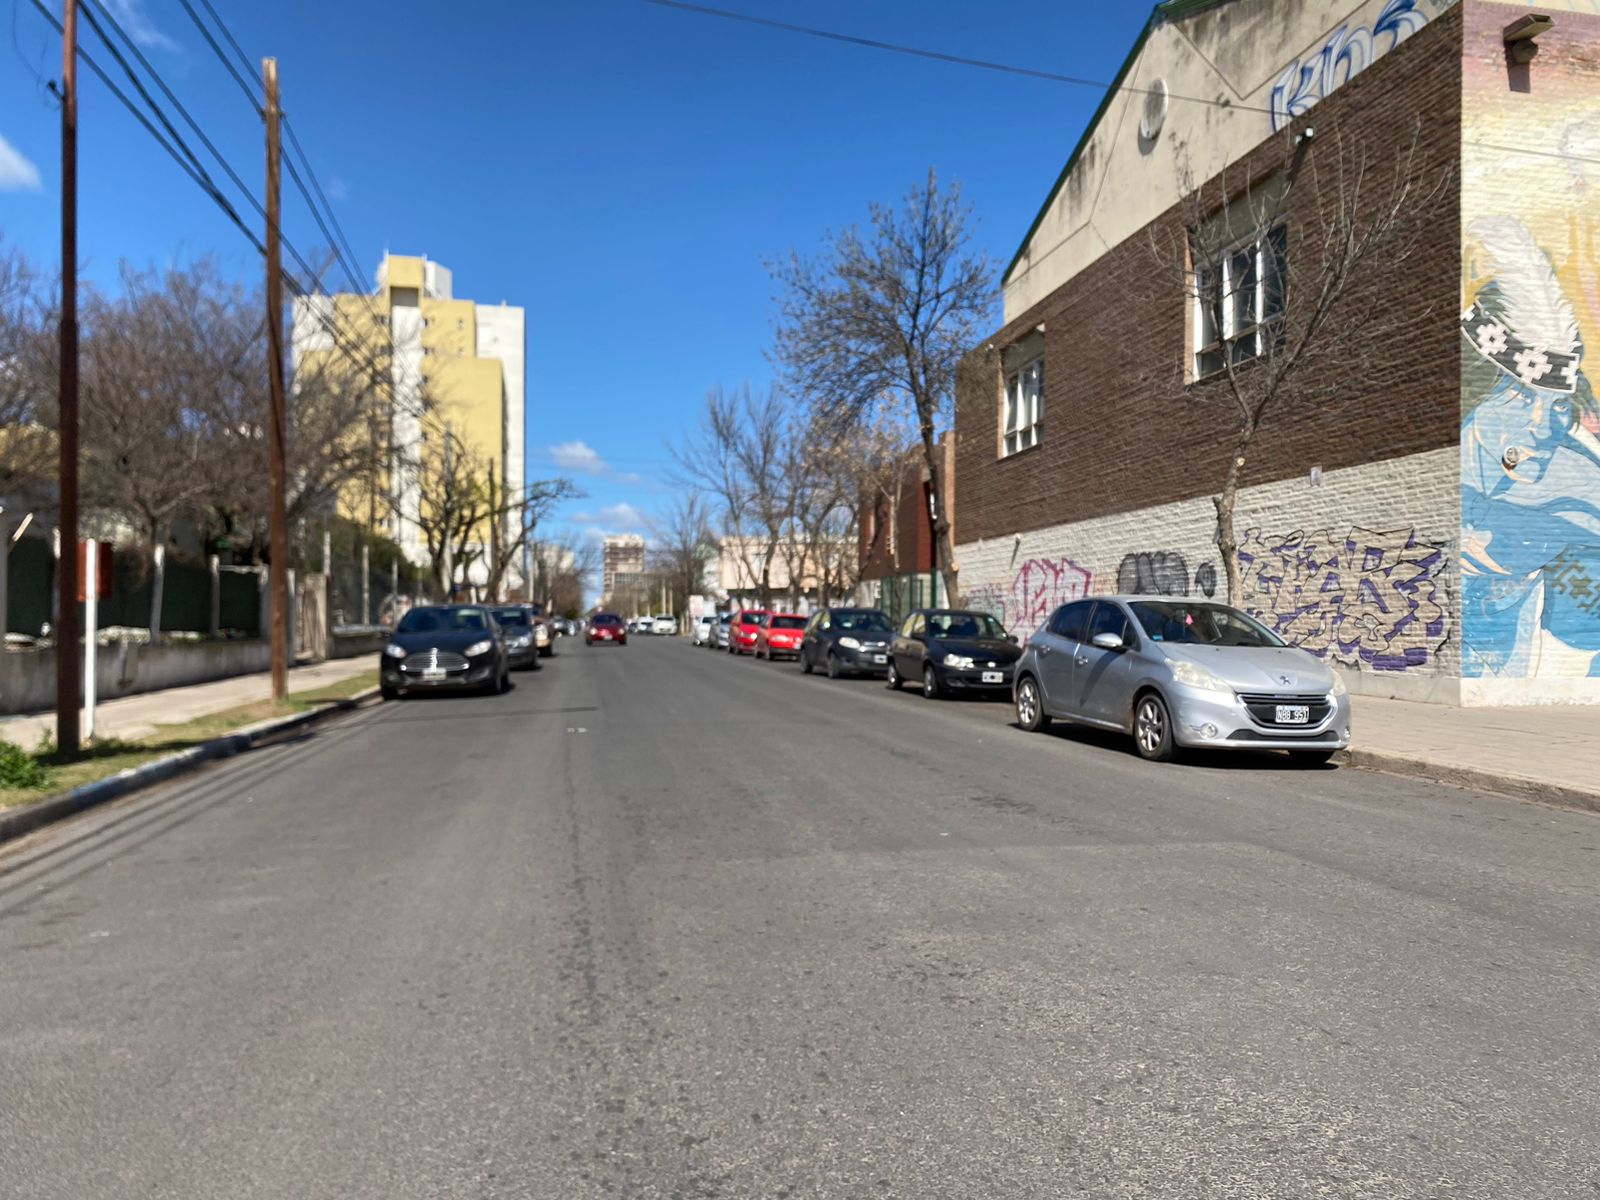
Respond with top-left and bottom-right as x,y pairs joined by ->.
1504,13 -> 1553,65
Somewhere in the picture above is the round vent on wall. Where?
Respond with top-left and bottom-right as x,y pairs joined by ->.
1139,76 -> 1168,141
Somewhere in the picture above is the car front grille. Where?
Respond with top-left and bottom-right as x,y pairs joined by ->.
1236,692 -> 1332,728
400,649 -> 469,674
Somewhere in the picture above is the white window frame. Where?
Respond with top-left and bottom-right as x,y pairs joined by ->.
1002,355 -> 1044,457
1192,222 -> 1286,381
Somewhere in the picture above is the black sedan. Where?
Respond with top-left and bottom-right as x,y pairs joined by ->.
886,609 -> 1021,699
799,607 -> 894,678
490,605 -> 543,670
381,605 -> 510,699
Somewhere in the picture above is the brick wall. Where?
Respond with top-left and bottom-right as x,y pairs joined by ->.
859,439 -> 953,584
955,5 -> 1463,547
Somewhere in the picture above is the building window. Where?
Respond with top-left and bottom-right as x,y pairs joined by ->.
1193,224 -> 1286,379
1003,357 -> 1043,457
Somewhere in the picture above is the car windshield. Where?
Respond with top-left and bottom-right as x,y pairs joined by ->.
491,608 -> 530,628
396,607 -> 491,634
1128,601 -> 1286,647
834,610 -> 891,632
927,611 -> 1007,640
741,613 -> 768,626
771,616 -> 806,630
593,614 -> 622,627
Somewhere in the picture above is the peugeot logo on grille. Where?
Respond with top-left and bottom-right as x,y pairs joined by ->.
1277,673 -> 1296,686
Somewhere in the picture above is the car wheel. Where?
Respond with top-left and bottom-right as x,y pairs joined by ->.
1133,692 -> 1177,762
498,667 -> 511,694
826,652 -> 840,680
922,664 -> 942,700
886,661 -> 902,690
1290,749 -> 1337,766
1015,676 -> 1050,732
381,684 -> 399,701
801,647 -> 814,674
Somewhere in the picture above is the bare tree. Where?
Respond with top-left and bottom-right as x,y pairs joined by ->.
0,243 -> 54,517
481,470 -> 581,602
771,169 -> 994,605
649,490 -> 713,619
1149,125 -> 1447,605
671,382 -> 789,609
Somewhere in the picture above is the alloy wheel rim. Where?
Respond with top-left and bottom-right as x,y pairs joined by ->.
1137,699 -> 1163,753
1018,683 -> 1037,726
923,668 -> 935,697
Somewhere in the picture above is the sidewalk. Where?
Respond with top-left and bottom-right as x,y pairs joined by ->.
0,655 -> 379,750
1345,694 -> 1599,813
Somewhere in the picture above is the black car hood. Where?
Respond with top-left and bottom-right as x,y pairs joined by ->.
390,629 -> 493,653
931,637 -> 1020,663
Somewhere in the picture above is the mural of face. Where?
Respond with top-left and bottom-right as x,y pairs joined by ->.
1464,375 -> 1575,487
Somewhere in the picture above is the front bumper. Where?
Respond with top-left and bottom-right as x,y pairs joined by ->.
382,658 -> 497,691
1169,687 -> 1353,751
506,643 -> 539,668
936,663 -> 1015,691
835,645 -> 891,673
764,639 -> 802,657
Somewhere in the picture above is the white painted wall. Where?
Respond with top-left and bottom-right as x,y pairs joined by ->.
1006,0 -> 1453,319
954,448 -> 1461,703
477,303 -> 526,591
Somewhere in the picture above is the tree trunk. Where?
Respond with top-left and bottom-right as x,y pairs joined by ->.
148,533 -> 167,641
919,426 -> 958,606
1213,427 -> 1254,609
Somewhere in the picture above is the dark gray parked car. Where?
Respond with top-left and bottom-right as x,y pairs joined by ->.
886,609 -> 1021,699
381,604 -> 510,699
799,606 -> 893,678
1011,595 -> 1352,763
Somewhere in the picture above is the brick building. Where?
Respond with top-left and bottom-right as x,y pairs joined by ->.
954,0 -> 1600,705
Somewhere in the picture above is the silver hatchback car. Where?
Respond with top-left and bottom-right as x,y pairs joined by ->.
1012,595 -> 1352,763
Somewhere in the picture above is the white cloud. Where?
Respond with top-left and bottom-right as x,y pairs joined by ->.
327,175 -> 350,202
103,0 -> 179,51
549,440 -> 607,473
571,502 -> 647,530
0,133 -> 41,192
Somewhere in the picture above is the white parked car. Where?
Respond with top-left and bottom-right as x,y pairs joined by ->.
652,614 -> 678,636
692,615 -> 716,645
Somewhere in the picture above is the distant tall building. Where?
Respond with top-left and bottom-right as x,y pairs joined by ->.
290,254 -> 525,586
601,534 -> 645,602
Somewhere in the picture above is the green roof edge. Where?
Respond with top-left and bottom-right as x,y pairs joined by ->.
1001,0 -> 1227,288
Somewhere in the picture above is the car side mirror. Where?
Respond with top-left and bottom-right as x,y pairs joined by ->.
1007,633 -> 1019,644
1091,632 -> 1124,651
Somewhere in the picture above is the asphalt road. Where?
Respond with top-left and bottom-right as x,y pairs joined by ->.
3,636 -> 1599,1198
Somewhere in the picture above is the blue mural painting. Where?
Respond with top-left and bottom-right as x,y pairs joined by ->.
1461,216 -> 1600,678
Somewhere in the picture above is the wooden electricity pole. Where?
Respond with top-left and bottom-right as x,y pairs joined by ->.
55,0 -> 81,756
263,57 -> 289,701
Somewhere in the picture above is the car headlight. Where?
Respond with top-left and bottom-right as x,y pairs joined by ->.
509,635 -> 531,648
1170,659 -> 1230,693
464,639 -> 494,657
383,643 -> 407,659
1328,671 -> 1348,697
837,636 -> 861,650
535,626 -> 550,643
943,654 -> 975,670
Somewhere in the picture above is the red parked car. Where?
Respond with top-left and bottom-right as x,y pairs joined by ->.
755,613 -> 807,660
728,609 -> 769,656
586,612 -> 627,645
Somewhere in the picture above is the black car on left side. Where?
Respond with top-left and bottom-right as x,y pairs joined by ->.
886,608 -> 1022,700
490,604 -> 543,671
382,604 -> 510,699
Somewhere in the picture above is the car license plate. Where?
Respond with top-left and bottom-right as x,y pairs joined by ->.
982,670 -> 1004,684
422,666 -> 446,681
1276,704 -> 1310,724
873,654 -> 887,664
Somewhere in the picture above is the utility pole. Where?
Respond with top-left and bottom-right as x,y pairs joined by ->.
55,0 -> 81,756
487,458 -> 499,602
262,57 -> 289,701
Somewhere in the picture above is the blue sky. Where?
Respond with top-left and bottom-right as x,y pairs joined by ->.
0,0 -> 1151,545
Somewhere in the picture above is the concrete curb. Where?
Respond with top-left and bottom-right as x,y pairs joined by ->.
1338,747 -> 1600,815
0,688 -> 381,847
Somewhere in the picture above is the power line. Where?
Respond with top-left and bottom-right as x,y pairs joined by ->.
639,0 -> 1273,116
175,0 -> 258,112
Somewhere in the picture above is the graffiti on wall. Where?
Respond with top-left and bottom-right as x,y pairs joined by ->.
1115,551 -> 1219,598
1239,527 -> 1450,672
1269,0 -> 1431,132
1461,16 -> 1600,682
1008,557 -> 1092,633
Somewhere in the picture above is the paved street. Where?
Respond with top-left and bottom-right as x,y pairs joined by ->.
3,636 -> 1598,1198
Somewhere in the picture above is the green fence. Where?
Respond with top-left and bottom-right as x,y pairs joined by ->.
7,536 -> 53,636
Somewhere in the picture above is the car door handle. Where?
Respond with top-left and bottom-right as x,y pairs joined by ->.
1074,655 -> 1089,667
